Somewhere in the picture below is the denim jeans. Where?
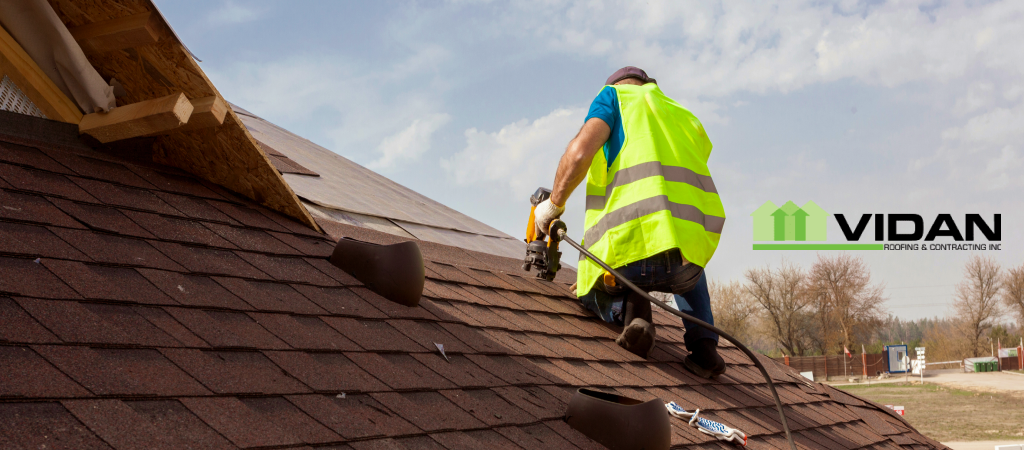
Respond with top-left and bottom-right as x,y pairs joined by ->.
579,249 -> 718,348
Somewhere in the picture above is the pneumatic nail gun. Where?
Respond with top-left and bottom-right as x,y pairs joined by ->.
522,187 -> 566,281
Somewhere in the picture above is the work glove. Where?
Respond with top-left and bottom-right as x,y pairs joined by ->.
533,199 -> 565,239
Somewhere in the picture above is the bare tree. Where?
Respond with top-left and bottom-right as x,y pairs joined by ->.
744,261 -> 811,356
709,279 -> 760,345
1003,263 -> 1024,327
806,254 -> 887,354
953,255 -> 1003,357
921,318 -> 972,362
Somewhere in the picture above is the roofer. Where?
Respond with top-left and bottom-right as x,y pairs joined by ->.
534,67 -> 726,377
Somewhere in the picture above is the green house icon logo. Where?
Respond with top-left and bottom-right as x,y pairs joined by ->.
751,201 -> 829,241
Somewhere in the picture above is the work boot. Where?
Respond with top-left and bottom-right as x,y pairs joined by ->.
615,318 -> 656,358
682,338 -> 726,379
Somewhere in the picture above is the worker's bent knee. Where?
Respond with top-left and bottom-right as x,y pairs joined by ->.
579,289 -> 627,327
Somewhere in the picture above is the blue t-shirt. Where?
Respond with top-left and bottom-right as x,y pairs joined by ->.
584,86 -> 626,169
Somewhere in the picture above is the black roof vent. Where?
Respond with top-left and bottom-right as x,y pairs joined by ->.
329,238 -> 424,307
565,388 -> 670,450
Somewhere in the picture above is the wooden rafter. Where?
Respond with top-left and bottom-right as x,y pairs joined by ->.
80,93 -> 192,144
79,91 -> 193,143
0,23 -> 82,123
68,11 -> 161,54
170,95 -> 227,132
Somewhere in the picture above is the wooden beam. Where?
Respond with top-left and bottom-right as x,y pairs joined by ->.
144,96 -> 227,136
68,11 -> 161,54
175,95 -> 227,131
80,92 -> 193,143
0,23 -> 82,123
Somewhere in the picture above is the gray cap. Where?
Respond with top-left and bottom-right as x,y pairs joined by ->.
606,66 -> 656,85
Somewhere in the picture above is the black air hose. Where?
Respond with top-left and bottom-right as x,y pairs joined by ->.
557,228 -> 797,450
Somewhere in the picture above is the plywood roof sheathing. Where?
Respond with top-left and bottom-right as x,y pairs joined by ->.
46,0 -> 320,231
68,11 -> 161,54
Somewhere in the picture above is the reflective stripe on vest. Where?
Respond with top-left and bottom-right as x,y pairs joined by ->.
582,195 -> 725,249
576,83 -> 724,297
584,160 -> 718,211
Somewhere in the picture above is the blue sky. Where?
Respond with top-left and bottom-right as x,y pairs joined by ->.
156,0 -> 1023,321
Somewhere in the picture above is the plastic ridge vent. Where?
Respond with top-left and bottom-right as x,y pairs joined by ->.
329,237 -> 425,307
565,388 -> 671,450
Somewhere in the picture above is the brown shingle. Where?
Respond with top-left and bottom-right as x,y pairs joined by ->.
161,348 -> 309,395
0,256 -> 81,299
181,397 -> 298,448
251,312 -> 358,350
0,142 -> 75,173
431,430 -> 522,450
50,228 -> 184,270
496,422 -> 583,450
204,221 -> 297,253
391,319 -> 474,354
71,177 -> 181,214
163,307 -> 288,349
124,400 -> 235,449
0,297 -> 60,343
49,198 -> 156,238
0,189 -> 83,228
139,269 -> 251,309
43,261 -> 175,304
265,351 -> 385,393
243,396 -> 342,444
0,163 -> 98,202
235,251 -> 338,284
292,285 -> 385,317
287,393 -> 421,440
0,221 -> 90,259
325,316 -> 429,351
150,241 -> 268,278
154,190 -> 239,223
347,352 -> 454,390
122,209 -> 237,247
0,346 -> 89,397
372,391 -> 485,433
468,354 -> 553,385
36,346 -> 210,396
0,402 -> 110,449
216,277 -> 327,313
63,399 -> 176,450
440,388 -> 537,426
411,353 -> 505,388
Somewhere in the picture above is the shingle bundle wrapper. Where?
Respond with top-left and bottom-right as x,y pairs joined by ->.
666,401 -> 747,446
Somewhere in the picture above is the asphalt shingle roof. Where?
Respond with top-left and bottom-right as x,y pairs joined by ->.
0,112 -> 947,449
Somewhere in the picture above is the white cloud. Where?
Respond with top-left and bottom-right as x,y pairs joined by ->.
941,104 -> 1024,148
206,1 -> 263,25
924,103 -> 1024,192
206,44 -> 451,165
441,108 -> 586,198
496,1 -> 1024,98
369,114 -> 451,170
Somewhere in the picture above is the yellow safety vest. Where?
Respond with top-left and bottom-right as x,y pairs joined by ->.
577,83 -> 725,297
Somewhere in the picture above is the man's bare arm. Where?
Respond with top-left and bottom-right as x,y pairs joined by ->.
550,117 -> 611,207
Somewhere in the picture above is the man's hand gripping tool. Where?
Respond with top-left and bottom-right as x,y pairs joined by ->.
523,187 -> 566,281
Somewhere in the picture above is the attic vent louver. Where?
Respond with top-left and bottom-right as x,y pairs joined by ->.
329,238 -> 424,307
565,388 -> 670,450
0,76 -> 47,118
